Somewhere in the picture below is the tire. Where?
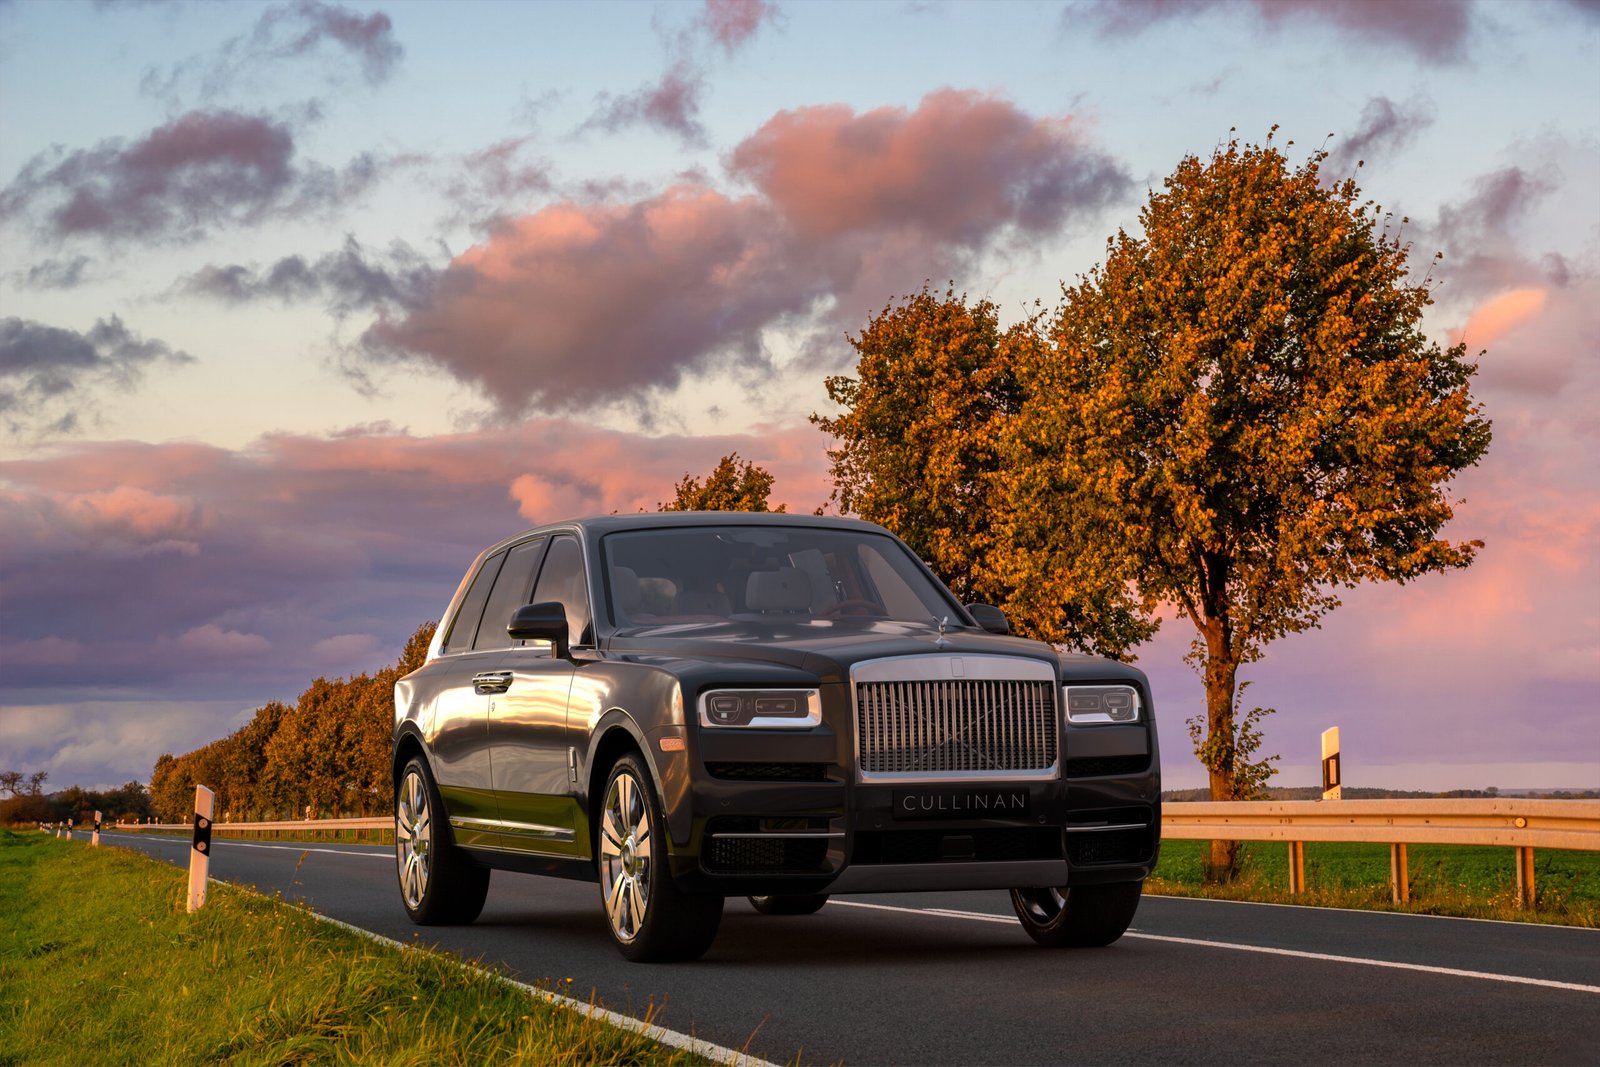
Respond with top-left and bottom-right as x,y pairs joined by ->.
748,893 -> 830,916
396,756 -> 490,925
597,753 -> 723,962
1010,881 -> 1142,947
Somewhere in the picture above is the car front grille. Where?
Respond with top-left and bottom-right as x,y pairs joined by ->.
854,677 -> 1058,779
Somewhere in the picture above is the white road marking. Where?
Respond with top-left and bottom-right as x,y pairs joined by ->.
831,900 -> 1600,994
281,896 -> 781,1067
110,833 -> 386,859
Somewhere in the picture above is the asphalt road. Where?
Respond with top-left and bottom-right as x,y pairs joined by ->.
106,831 -> 1600,1065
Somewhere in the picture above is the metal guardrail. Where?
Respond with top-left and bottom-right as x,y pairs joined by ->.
116,799 -> 1598,905
1161,799 -> 1600,849
1162,798 -> 1599,904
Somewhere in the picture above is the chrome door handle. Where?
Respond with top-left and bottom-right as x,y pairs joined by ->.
473,671 -> 513,694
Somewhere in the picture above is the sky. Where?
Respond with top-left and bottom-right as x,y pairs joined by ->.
0,0 -> 1596,796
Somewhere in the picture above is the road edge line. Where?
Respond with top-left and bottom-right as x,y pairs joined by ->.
213,879 -> 785,1067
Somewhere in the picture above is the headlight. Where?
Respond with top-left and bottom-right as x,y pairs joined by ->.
697,688 -> 822,729
1064,684 -> 1141,725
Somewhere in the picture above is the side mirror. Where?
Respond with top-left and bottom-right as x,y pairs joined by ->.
508,601 -> 569,658
965,603 -> 1011,636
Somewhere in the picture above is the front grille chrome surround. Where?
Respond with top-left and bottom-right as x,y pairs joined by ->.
851,655 -> 1060,782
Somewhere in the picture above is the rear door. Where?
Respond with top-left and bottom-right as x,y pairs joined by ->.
425,548 -> 507,834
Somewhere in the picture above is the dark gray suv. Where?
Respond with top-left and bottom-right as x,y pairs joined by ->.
393,512 -> 1160,961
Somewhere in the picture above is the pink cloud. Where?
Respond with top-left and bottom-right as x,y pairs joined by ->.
362,186 -> 816,412
1452,287 -> 1549,348
0,418 -> 831,703
175,623 -> 273,657
311,633 -> 385,668
730,89 -> 1126,243
366,92 -> 1127,415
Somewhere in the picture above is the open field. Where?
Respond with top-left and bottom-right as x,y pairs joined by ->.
0,831 -> 711,1066
1149,838 -> 1600,926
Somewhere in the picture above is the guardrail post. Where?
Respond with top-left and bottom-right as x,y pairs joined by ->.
92,809 -> 102,847
1287,841 -> 1306,894
187,785 -> 215,913
1515,846 -> 1536,908
1390,843 -> 1409,902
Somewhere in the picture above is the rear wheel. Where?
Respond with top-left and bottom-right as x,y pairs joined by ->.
597,754 -> 723,962
748,893 -> 829,915
396,756 -> 490,925
1010,881 -> 1142,947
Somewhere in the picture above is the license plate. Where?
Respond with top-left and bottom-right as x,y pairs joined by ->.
891,788 -> 1030,821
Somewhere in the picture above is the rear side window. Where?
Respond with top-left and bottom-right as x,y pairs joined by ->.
474,537 -> 548,651
439,550 -> 506,654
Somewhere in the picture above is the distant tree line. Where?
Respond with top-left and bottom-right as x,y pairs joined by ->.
146,622 -> 435,823
0,771 -> 153,826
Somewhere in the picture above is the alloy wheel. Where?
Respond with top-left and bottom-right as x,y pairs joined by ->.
598,768 -> 652,942
396,768 -> 432,909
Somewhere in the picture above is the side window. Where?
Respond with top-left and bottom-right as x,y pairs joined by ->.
473,537 -> 548,651
439,550 -> 506,654
530,536 -> 592,648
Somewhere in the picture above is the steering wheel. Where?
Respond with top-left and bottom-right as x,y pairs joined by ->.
821,599 -> 882,617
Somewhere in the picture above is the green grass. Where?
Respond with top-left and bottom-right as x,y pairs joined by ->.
0,831 -> 714,1065
1149,838 -> 1600,926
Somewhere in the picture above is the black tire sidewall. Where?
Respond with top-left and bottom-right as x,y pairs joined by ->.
399,755 -> 489,925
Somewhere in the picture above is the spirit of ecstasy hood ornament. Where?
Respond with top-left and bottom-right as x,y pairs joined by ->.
936,615 -> 949,649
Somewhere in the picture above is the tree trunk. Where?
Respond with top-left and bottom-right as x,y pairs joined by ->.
1204,620 -> 1240,882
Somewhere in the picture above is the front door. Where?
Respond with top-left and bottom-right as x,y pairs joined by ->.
487,534 -> 590,853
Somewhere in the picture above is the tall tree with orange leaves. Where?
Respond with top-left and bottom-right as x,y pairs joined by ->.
994,134 -> 1491,877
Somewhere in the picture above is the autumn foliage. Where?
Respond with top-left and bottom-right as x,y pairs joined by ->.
147,622 -> 435,822
821,135 -> 1491,878
660,452 -> 786,512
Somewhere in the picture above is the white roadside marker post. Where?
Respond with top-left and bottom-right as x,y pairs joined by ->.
187,785 -> 215,913
1321,727 -> 1342,801
92,809 -> 102,847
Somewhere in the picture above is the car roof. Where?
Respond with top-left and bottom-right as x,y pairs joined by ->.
480,511 -> 895,556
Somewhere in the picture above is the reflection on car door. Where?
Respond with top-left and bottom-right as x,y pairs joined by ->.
426,548 -> 507,835
487,534 -> 589,854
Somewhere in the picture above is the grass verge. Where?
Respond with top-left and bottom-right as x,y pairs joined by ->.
0,831 -> 714,1065
1149,838 -> 1599,926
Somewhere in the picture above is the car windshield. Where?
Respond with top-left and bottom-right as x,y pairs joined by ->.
601,525 -> 960,631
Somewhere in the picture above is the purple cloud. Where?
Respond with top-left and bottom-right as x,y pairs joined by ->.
701,0 -> 778,53
581,62 -> 709,147
140,0 -> 403,101
0,317 -> 193,437
1324,95 -> 1435,178
1074,0 -> 1476,63
178,238 -> 437,315
0,110 -> 377,243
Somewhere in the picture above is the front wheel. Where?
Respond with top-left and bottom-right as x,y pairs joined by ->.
748,893 -> 829,915
597,754 -> 723,962
1010,881 -> 1142,947
396,756 -> 490,925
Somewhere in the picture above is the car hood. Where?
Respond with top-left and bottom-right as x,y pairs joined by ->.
602,619 -> 1138,684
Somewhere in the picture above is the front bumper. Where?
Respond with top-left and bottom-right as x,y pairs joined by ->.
670,733 -> 1160,896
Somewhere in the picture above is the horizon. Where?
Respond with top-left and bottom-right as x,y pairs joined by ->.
1,0 -> 1597,796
